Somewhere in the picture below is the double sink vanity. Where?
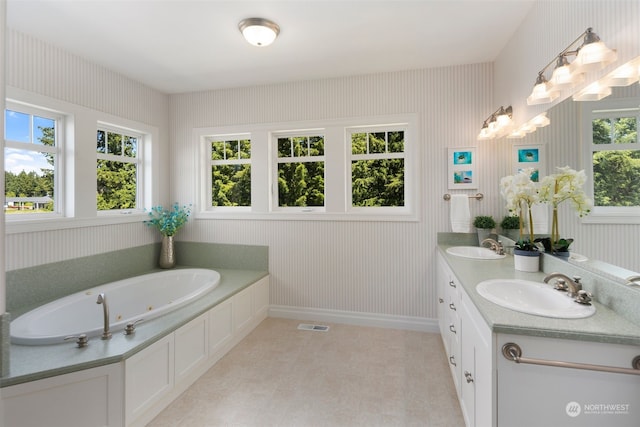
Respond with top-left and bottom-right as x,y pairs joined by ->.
437,233 -> 640,427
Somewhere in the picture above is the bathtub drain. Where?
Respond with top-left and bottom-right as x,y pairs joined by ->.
297,323 -> 329,332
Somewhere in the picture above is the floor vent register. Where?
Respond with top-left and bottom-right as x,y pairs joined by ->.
297,323 -> 330,332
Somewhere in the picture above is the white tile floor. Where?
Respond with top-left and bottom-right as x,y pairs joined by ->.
147,318 -> 464,426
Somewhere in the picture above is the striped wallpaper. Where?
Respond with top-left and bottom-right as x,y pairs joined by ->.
4,29 -> 170,271
171,64 -> 501,320
3,0 -> 639,324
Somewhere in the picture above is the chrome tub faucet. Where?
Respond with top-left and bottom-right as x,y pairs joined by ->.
96,293 -> 112,340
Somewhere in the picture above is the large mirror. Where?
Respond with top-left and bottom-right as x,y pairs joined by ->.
540,81 -> 640,284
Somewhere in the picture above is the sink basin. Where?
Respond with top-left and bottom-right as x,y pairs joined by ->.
476,279 -> 596,319
446,246 -> 506,260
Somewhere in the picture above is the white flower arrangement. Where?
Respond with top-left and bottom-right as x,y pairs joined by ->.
499,167 -> 539,248
538,166 -> 592,252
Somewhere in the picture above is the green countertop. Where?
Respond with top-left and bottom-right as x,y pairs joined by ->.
1,268 -> 268,388
438,245 -> 640,347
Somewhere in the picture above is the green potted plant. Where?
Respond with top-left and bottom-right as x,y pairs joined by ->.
473,215 -> 496,243
499,215 -> 520,241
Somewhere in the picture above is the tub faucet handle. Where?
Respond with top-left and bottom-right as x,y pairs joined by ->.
64,334 -> 89,348
124,319 -> 144,335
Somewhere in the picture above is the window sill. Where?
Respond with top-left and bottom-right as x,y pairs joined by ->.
581,209 -> 640,225
4,212 -> 149,234
195,211 -> 419,222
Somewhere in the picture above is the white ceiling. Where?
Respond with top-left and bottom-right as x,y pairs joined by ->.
7,0 -> 535,94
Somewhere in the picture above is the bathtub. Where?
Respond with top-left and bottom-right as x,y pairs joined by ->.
10,268 -> 221,345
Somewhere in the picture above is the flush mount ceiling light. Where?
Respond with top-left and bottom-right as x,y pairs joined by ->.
239,18 -> 280,47
526,27 -> 616,105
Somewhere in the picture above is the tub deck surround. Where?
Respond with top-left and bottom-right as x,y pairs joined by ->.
5,241 -> 268,318
11,269 -> 222,345
0,267 -> 267,388
438,244 -> 640,346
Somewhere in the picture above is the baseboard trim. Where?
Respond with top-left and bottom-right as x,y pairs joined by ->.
268,305 -> 439,333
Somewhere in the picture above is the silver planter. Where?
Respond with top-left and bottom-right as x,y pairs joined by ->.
159,235 -> 176,269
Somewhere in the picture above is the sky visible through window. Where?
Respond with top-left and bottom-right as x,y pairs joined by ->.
4,110 -> 53,175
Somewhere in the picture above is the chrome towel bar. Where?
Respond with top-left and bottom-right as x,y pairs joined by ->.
502,342 -> 640,376
443,193 -> 483,201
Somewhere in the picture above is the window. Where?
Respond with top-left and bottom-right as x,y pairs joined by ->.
196,115 -> 418,220
348,127 -> 405,208
96,125 -> 141,211
4,104 -> 61,216
209,136 -> 251,207
583,101 -> 640,223
274,133 -> 325,209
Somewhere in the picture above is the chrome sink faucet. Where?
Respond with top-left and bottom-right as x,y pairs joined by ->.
626,275 -> 640,286
96,293 -> 112,340
543,273 -> 582,298
481,238 -> 504,255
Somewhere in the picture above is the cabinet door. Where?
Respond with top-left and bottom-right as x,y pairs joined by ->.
208,298 -> 233,362
125,334 -> 174,425
253,275 -> 270,320
233,286 -> 254,334
436,254 -> 449,344
497,334 -> 640,427
175,313 -> 208,386
2,363 -> 124,427
460,294 -> 492,427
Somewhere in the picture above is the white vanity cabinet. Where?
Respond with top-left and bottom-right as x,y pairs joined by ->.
437,253 -> 493,427
496,333 -> 640,427
437,250 -> 640,427
437,254 -> 462,393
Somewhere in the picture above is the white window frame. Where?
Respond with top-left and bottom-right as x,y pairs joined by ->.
4,88 -> 158,234
581,97 -> 640,224
4,101 -> 65,221
346,124 -> 411,215
195,114 -> 419,221
96,122 -> 144,215
271,130 -> 326,213
205,133 -> 252,212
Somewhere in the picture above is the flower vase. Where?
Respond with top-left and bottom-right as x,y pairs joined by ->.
513,249 -> 540,272
159,235 -> 176,269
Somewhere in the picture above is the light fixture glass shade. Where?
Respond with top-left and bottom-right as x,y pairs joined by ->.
527,78 -> 559,105
507,129 -> 526,139
572,82 -> 612,101
572,41 -> 617,73
239,18 -> 280,47
530,113 -> 550,128
477,128 -> 492,140
550,56 -> 585,89
605,59 -> 640,86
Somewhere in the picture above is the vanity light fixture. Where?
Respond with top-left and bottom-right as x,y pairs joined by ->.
526,27 -> 616,105
572,81 -> 612,102
572,56 -> 640,101
477,106 -> 513,140
239,18 -> 280,47
605,56 -> 640,87
507,113 -> 550,139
